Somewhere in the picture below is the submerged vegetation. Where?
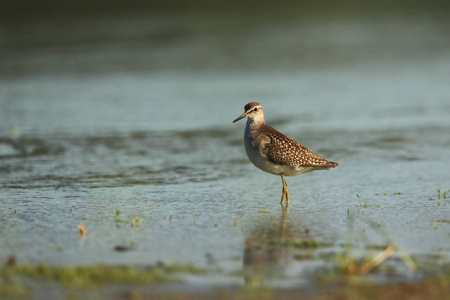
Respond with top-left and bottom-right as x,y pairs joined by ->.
356,194 -> 380,208
0,251 -> 207,298
0,260 -> 204,298
337,210 -> 419,276
437,189 -> 450,200
428,189 -> 450,206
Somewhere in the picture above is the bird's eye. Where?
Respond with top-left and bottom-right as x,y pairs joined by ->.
254,108 -> 258,112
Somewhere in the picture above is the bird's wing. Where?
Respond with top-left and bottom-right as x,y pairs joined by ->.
261,125 -> 338,168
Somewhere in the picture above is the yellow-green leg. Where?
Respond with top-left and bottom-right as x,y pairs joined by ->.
280,174 -> 289,205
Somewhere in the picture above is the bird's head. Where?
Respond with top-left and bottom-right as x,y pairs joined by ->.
233,102 -> 264,123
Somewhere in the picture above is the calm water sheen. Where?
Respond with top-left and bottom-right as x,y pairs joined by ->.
1,4 -> 449,289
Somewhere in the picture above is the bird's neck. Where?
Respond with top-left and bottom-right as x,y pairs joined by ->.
246,114 -> 266,130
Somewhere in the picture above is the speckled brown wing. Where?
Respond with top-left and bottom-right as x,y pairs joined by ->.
261,125 -> 338,168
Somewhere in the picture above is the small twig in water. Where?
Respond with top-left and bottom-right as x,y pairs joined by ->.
359,245 -> 395,275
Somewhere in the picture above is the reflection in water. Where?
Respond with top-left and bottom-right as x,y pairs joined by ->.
243,206 -> 289,287
243,205 -> 324,288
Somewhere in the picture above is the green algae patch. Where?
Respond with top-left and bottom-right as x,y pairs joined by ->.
260,239 -> 331,249
0,281 -> 30,300
434,219 -> 450,223
283,239 -> 332,249
251,239 -> 331,251
1,262 -> 204,288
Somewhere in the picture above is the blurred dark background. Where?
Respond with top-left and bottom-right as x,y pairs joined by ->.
2,0 -> 450,78
2,0 -> 449,13
1,0 -> 450,133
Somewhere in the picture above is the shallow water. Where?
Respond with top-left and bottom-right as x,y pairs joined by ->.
1,3 -> 449,291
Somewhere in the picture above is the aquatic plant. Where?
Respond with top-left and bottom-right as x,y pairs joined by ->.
356,194 -> 380,209
430,189 -> 450,206
437,189 -> 450,200
131,217 -> 142,228
1,261 -> 204,288
334,214 -> 416,275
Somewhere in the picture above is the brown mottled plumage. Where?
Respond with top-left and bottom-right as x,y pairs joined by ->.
261,124 -> 338,169
233,102 -> 339,204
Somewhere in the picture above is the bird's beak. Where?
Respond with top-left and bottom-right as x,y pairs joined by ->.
233,112 -> 247,123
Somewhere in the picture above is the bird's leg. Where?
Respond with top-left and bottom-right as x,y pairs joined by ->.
280,175 -> 285,203
280,174 -> 289,205
284,175 -> 289,204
